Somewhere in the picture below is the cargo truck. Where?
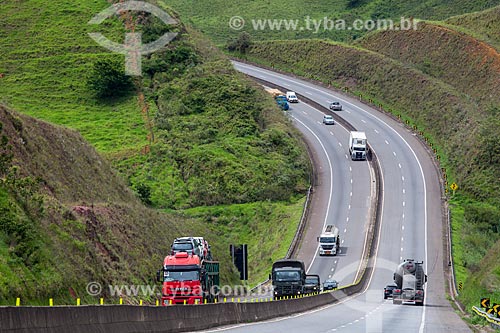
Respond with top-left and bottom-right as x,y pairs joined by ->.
157,252 -> 219,305
349,131 -> 367,160
303,274 -> 321,294
270,259 -> 306,299
317,224 -> 340,256
392,259 -> 427,305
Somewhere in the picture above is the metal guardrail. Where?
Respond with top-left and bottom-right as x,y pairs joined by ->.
472,306 -> 500,329
286,185 -> 312,259
250,185 -> 312,292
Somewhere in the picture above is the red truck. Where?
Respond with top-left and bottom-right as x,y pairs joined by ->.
157,252 -> 219,305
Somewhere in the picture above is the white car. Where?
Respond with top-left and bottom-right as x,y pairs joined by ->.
323,115 -> 335,125
286,91 -> 299,103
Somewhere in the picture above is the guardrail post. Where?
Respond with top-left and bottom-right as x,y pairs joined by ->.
76,298 -> 80,306
16,298 -> 20,306
49,298 -> 53,306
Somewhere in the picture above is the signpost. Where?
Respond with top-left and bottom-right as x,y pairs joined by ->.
450,182 -> 458,195
481,298 -> 491,308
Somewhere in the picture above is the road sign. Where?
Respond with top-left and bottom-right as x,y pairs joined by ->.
493,303 -> 500,315
450,183 -> 458,191
458,282 -> 463,291
481,298 -> 490,308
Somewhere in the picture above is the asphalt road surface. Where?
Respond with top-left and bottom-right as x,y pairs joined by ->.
209,61 -> 472,332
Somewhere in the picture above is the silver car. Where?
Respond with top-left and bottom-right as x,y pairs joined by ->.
323,115 -> 335,125
329,101 -> 342,111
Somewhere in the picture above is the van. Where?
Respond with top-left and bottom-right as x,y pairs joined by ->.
286,91 -> 299,103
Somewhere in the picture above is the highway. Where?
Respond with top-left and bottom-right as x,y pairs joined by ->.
283,100 -> 373,286
211,61 -> 472,332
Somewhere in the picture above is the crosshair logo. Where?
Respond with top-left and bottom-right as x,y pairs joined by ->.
88,1 -> 178,76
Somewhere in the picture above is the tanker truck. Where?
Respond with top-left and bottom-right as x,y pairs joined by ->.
392,259 -> 427,305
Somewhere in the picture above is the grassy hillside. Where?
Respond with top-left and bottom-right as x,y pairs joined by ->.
0,104 -> 242,305
239,18 -> 500,317
357,22 -> 500,112
120,26 -> 309,209
0,0 -> 311,304
0,0 -> 144,153
446,5 -> 500,50
161,0 -> 500,44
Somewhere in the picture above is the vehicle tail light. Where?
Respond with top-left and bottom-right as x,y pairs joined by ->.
416,290 -> 423,295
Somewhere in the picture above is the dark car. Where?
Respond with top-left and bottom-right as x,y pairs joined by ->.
303,275 -> 321,294
329,101 -> 342,111
384,284 -> 398,299
323,279 -> 338,291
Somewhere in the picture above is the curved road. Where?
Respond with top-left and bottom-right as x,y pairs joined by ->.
215,62 -> 471,332
287,99 -> 372,285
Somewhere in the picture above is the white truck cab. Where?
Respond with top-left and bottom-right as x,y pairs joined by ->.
349,131 -> 367,160
286,91 -> 299,103
317,225 -> 340,256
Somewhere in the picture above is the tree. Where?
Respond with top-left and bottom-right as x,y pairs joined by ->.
227,32 -> 252,54
87,58 -> 134,98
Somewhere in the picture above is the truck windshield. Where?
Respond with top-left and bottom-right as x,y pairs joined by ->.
320,237 -> 336,243
275,271 -> 300,281
353,147 -> 366,151
172,243 -> 193,251
306,277 -> 319,284
163,270 -> 199,282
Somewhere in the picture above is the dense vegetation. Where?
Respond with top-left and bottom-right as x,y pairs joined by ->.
0,0 -> 310,304
162,0 -> 500,44
235,6 -> 500,319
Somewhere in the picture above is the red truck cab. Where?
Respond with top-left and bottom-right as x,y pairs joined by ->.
159,252 -> 203,305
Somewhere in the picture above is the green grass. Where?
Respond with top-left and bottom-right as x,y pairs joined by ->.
356,21 -> 500,119
160,0 -> 500,45
445,5 -> 500,50
0,1 -> 147,154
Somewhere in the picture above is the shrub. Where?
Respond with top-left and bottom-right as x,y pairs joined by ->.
87,59 -> 134,98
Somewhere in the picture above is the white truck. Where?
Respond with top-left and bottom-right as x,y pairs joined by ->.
317,225 -> 340,256
349,131 -> 367,160
286,91 -> 299,103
